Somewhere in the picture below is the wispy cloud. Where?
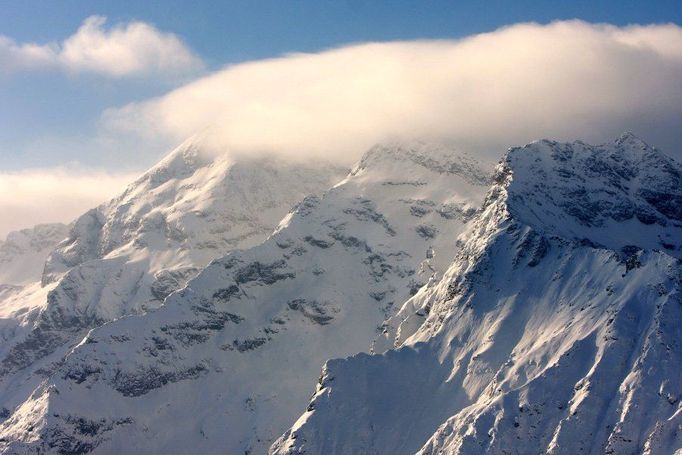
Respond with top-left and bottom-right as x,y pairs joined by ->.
0,16 -> 203,78
0,166 -> 139,239
103,20 -> 682,163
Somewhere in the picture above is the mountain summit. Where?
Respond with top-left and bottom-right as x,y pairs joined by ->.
273,135 -> 682,455
0,136 -> 346,442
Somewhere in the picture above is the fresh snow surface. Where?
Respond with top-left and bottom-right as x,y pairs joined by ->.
272,134 -> 682,455
0,135 -> 347,437
0,142 -> 490,454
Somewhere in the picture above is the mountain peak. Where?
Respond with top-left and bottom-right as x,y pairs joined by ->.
495,135 -> 681,256
613,131 -> 650,148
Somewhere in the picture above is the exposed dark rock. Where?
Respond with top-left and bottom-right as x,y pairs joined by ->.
514,230 -> 549,268
416,225 -> 438,239
382,181 -> 427,186
287,299 -> 335,325
63,364 -> 102,384
408,280 -> 425,296
639,190 -> 682,221
234,260 -> 295,285
363,254 -> 393,282
232,337 -> 268,352
620,245 -> 643,273
328,231 -> 369,251
213,285 -> 240,301
410,206 -> 431,217
112,364 -> 208,397
303,236 -> 335,249
293,195 -> 321,217
436,203 -> 478,222
343,199 -> 396,236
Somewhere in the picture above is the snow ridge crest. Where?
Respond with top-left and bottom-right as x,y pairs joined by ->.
491,134 -> 682,256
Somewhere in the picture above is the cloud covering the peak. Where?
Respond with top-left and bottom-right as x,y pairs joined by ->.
4,20 -> 682,235
103,20 -> 682,163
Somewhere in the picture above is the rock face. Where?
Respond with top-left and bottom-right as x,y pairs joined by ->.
0,136 -> 347,438
0,224 -> 69,287
0,142 -> 490,454
272,134 -> 682,455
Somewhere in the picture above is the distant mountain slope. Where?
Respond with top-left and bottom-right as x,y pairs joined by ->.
0,223 -> 70,371
273,134 -> 682,455
0,223 -> 69,287
0,136 -> 346,433
0,142 -> 490,454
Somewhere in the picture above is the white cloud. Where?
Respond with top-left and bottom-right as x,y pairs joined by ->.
0,16 -> 202,77
0,37 -> 56,73
0,167 -> 139,239
103,20 -> 682,164
5,20 -> 682,236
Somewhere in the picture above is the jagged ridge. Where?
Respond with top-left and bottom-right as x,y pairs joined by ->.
273,134 -> 682,455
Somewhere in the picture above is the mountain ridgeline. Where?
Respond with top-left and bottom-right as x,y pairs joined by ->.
0,134 -> 679,455
273,134 -> 682,455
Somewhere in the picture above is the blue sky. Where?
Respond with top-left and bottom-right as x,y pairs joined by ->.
0,1 -> 681,236
3,1 -> 681,62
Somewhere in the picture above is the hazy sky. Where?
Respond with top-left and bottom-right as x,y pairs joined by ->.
0,1 -> 681,237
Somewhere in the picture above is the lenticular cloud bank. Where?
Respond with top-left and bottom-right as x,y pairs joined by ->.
104,21 -> 682,164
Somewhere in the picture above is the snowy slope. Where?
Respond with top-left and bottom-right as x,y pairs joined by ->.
0,223 -> 70,384
0,223 -> 69,335
0,223 -> 69,287
272,134 -> 682,455
0,142 -> 490,454
0,136 -> 346,430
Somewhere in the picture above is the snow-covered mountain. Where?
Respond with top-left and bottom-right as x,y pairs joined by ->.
0,223 -> 69,287
0,142 -> 490,454
1,133 -> 678,455
0,223 -> 70,352
272,134 -> 682,455
0,136 -> 346,432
